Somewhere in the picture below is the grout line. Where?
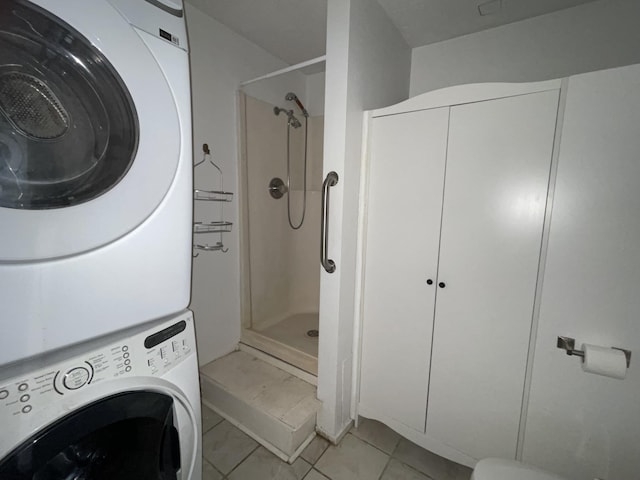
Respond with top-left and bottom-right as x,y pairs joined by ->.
313,441 -> 331,468
222,443 -> 260,479
377,455 -> 393,480
398,459 -> 438,480
203,458 -> 226,479
348,428 -> 399,458
308,440 -> 330,466
351,426 -> 464,480
306,468 -> 330,479
201,408 -> 225,434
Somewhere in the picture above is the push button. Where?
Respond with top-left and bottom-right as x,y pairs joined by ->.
18,383 -> 28,391
20,394 -> 30,403
63,367 -> 90,390
0,390 -> 8,400
22,405 -> 32,414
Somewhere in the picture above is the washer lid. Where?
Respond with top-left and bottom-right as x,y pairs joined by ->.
473,459 -> 568,480
0,0 -> 181,261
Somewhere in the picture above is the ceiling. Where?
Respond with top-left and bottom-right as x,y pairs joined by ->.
186,0 -> 327,66
187,0 -> 599,67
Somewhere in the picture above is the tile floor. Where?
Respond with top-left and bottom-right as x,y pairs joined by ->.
201,405 -> 473,480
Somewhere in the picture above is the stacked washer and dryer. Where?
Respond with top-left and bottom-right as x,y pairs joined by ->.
0,0 -> 201,478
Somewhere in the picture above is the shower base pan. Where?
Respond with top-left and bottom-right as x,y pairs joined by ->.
241,312 -> 318,375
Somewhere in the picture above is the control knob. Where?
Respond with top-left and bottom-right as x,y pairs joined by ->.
63,367 -> 90,390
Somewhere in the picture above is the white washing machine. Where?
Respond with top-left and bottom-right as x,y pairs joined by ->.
0,310 -> 201,480
0,0 -> 193,366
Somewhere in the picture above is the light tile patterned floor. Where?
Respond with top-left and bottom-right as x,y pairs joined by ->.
201,405 -> 473,480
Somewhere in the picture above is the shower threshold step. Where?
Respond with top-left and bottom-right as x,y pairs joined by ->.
200,350 -> 321,463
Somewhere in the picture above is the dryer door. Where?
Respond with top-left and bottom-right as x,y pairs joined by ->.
0,391 -> 186,479
0,0 -> 182,260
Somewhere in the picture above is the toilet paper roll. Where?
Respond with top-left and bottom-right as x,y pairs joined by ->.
581,344 -> 628,379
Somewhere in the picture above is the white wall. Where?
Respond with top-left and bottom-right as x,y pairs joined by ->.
186,3 -> 309,366
242,71 -> 307,112
305,72 -> 326,117
522,63 -> 640,480
410,0 -> 640,95
317,0 -> 411,439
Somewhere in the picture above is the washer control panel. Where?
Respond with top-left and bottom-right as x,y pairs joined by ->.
0,311 -> 194,421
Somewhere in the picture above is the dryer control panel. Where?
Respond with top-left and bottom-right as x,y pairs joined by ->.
0,311 -> 195,421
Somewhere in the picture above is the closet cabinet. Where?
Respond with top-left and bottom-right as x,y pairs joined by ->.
359,85 -> 560,463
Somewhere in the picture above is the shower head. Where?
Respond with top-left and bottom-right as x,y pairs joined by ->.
285,92 -> 309,118
274,106 -> 302,128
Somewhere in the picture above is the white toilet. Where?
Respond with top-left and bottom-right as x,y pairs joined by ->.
472,459 -> 568,480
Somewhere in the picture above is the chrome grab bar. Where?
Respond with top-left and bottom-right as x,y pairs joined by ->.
321,171 -> 339,273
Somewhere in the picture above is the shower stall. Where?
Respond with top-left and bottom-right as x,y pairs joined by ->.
239,88 -> 324,375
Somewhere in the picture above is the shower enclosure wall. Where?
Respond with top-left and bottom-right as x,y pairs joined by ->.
239,92 -> 324,375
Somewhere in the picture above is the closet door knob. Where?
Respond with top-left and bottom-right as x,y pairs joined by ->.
438,282 -> 446,288
426,279 -> 433,285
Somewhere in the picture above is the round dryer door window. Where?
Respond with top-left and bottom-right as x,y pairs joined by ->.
0,1 -> 139,210
0,0 -> 183,261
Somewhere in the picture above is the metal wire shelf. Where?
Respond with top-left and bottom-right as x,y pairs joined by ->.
194,189 -> 233,202
193,221 -> 233,234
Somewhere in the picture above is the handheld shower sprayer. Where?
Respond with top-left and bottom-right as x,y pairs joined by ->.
271,92 -> 309,229
285,92 -> 309,117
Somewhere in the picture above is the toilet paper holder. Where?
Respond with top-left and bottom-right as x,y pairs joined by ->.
557,336 -> 631,368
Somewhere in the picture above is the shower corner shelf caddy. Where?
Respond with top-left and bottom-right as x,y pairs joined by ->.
193,188 -> 234,253
194,189 -> 233,202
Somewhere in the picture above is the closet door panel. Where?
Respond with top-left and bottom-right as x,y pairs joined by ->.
360,108 -> 449,432
426,91 -> 559,458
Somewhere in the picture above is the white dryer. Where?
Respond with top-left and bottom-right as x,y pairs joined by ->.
0,0 -> 193,365
0,310 -> 201,480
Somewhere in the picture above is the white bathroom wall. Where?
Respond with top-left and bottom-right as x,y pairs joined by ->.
305,72 -> 326,117
242,72 -> 307,111
186,3 -> 310,366
410,0 -> 640,95
318,0 -> 411,440
522,64 -> 640,480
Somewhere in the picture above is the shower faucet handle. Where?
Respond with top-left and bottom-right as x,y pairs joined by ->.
268,177 -> 288,199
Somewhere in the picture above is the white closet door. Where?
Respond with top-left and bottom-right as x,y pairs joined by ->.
359,107 -> 449,433
426,91 -> 559,458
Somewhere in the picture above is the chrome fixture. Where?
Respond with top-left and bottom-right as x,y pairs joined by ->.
321,171 -> 339,273
272,92 -> 309,230
557,336 -> 631,367
285,92 -> 309,117
273,106 -> 301,128
193,144 -> 233,256
268,177 -> 287,199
